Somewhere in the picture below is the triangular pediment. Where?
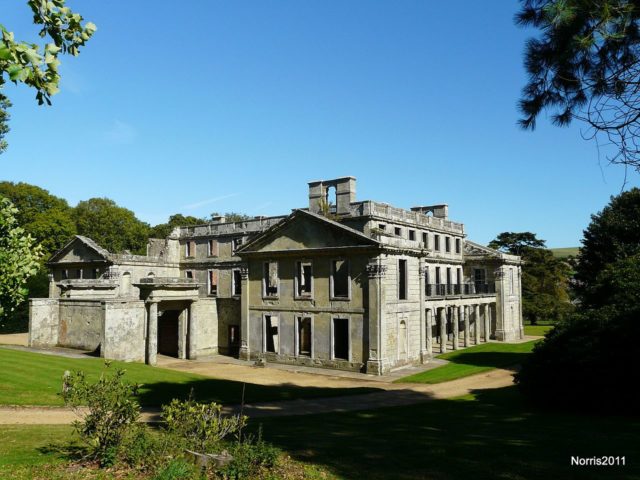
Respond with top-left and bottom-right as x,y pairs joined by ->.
239,210 -> 379,254
47,236 -> 111,264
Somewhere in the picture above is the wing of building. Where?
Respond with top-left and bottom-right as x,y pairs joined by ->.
29,177 -> 523,374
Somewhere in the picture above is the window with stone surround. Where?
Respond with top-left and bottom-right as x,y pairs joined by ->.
208,239 -> 219,257
232,237 -> 244,254
264,315 -> 279,353
208,269 -> 218,296
331,259 -> 350,299
398,259 -> 408,300
445,236 -> 451,253
232,269 -> 242,296
185,270 -> 194,280
332,317 -> 349,360
455,238 -> 461,254
394,226 -> 402,236
422,232 -> 428,248
434,234 -> 440,251
185,240 -> 196,258
263,261 -> 279,297
296,316 -> 312,357
409,229 -> 416,241
295,261 -> 313,298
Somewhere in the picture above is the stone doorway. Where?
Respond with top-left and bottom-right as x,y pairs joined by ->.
158,310 -> 181,357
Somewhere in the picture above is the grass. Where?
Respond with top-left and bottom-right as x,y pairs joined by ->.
0,347 -> 377,407
524,324 -> 554,336
549,247 -> 580,258
3,387 -> 637,479
395,340 -> 538,384
258,386 -> 640,480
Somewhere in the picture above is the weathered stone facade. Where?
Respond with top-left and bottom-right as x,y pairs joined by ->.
29,176 -> 523,374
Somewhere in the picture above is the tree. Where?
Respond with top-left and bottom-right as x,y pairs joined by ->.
149,213 -> 206,239
73,198 -> 150,255
0,181 -> 76,258
0,197 -> 43,323
488,231 -> 546,256
210,212 -> 253,223
574,187 -> 640,306
0,0 -> 95,153
490,232 -> 572,324
516,0 -> 640,170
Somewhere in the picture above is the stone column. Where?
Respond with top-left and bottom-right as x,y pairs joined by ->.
418,261 -> 427,363
239,266 -> 251,361
460,305 -> 471,347
439,307 -> 447,353
425,309 -> 433,357
188,300 -> 198,359
474,304 -> 480,344
484,303 -> 491,342
146,300 -> 159,366
452,305 -> 459,350
178,308 -> 187,359
366,262 -> 386,374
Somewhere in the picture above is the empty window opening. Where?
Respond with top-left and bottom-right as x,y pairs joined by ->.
394,227 -> 402,236
61,269 -> 68,280
263,261 -> 279,297
445,237 -> 451,253
331,259 -> 349,298
76,269 -> 83,279
435,266 -> 441,285
446,267 -> 452,286
378,223 -> 386,231
232,237 -> 244,254
422,232 -> 428,247
297,317 -> 312,357
434,235 -> 441,251
398,259 -> 408,300
325,186 -> 337,213
457,267 -> 462,285
185,240 -> 196,258
474,268 -> 486,288
228,325 -> 240,347
455,238 -> 461,254
208,239 -> 219,256
232,269 -> 242,296
333,318 -> 349,360
208,270 -> 218,296
296,262 -> 313,297
264,315 -> 279,353
185,270 -> 194,280
409,229 -> 416,241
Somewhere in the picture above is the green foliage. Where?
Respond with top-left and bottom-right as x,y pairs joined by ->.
488,231 -> 546,255
152,459 -> 199,480
220,430 -> 281,480
516,0 -> 640,168
210,212 -> 253,223
0,197 -> 43,322
0,0 -> 95,153
150,213 -> 207,239
73,197 -> 150,254
162,397 -> 247,453
60,366 -> 141,466
0,181 -> 76,259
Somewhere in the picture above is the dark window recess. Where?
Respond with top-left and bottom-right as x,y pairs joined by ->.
457,268 -> 462,285
297,262 -> 312,296
435,266 -> 441,285
422,232 -> 428,247
394,227 -> 402,236
409,230 -> 416,241
233,269 -> 242,296
265,315 -> 279,353
298,317 -> 312,357
332,260 -> 349,298
434,235 -> 440,251
264,262 -> 278,296
209,270 -> 218,296
185,270 -> 194,280
76,269 -> 82,279
455,238 -> 461,254
229,325 -> 240,346
62,269 -> 68,280
208,239 -> 219,256
232,237 -> 244,253
446,267 -> 452,286
399,259 -> 408,300
378,223 -> 386,231
445,237 -> 451,252
333,318 -> 349,360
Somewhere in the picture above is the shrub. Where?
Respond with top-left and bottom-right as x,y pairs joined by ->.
219,429 -> 281,480
61,365 -> 140,466
152,459 -> 199,480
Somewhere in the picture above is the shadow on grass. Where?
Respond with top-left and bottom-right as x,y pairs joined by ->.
136,378 -> 380,407
254,386 -> 640,480
442,351 -> 532,370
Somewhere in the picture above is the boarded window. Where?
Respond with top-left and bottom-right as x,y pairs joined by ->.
398,259 -> 407,300
333,318 -> 349,360
232,269 -> 242,296
208,270 -> 218,296
296,262 -> 313,297
264,315 -> 279,353
434,235 -> 440,251
297,317 -> 312,357
263,262 -> 278,297
331,259 -> 349,298
208,239 -> 219,256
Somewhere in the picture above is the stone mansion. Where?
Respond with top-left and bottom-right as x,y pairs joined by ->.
29,177 -> 523,374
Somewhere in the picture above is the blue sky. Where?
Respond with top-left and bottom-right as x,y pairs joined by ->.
1,1 -> 638,247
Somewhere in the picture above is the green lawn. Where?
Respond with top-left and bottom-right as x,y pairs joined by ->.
524,324 -> 554,336
549,246 -> 580,258
0,347 -> 377,407
3,387 -> 637,480
395,340 -> 538,384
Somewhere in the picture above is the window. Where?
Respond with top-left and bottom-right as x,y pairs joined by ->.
185,240 -> 196,258
434,234 -> 440,251
76,269 -> 83,279
208,270 -> 218,296
61,269 -> 68,280
435,266 -> 441,285
424,266 -> 431,295
398,259 -> 408,300
474,268 -> 486,287
232,269 -> 242,296
296,261 -> 313,297
232,237 -> 244,254
394,227 -> 402,236
446,267 -> 452,286
455,238 -> 461,254
297,316 -> 312,357
422,232 -> 428,248
445,237 -> 451,252
378,223 -> 386,231
264,315 -> 279,353
409,229 -> 416,241
208,239 -> 219,257
457,267 -> 462,286
185,270 -> 194,280
332,318 -> 349,360
263,261 -> 279,297
331,259 -> 349,298
92,268 -> 100,279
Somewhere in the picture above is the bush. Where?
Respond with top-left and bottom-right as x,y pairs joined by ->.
152,459 -> 199,480
61,365 -> 140,466
219,430 -> 281,480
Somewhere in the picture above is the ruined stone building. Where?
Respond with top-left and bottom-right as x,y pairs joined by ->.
29,177 -> 523,374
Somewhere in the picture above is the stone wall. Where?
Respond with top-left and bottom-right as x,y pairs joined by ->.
101,300 -> 145,361
194,298 -> 218,357
58,299 -> 104,351
28,299 -> 60,347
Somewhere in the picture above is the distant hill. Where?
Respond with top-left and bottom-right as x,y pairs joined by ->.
550,247 -> 580,258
